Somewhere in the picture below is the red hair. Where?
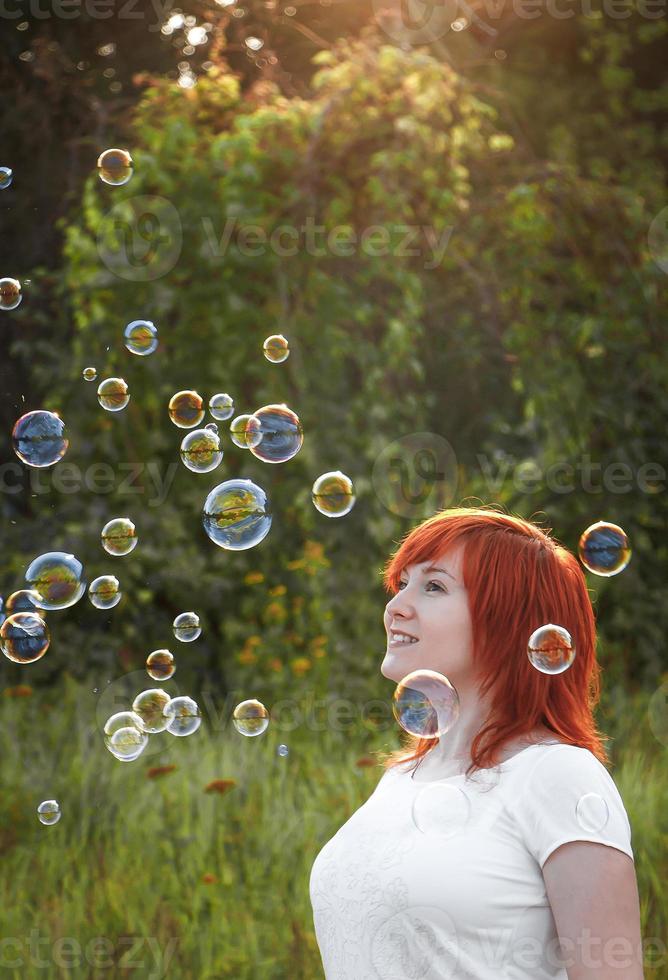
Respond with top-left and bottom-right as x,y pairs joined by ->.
378,505 -> 610,779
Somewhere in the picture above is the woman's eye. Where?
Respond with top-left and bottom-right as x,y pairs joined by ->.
397,580 -> 444,592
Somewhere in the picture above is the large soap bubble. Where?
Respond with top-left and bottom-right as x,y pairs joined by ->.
132,688 -> 172,733
88,575 -> 121,610
97,148 -> 133,186
1,612 -> 50,664
146,649 -> 175,681
180,427 -> 223,473
101,517 -> 137,556
97,377 -> 130,412
392,669 -> 460,738
248,403 -> 303,464
25,552 -> 86,611
203,479 -> 272,550
108,726 -> 148,762
233,699 -> 269,737
230,414 -> 262,449
37,800 -> 61,826
124,319 -> 158,356
0,167 -> 13,190
164,696 -> 201,736
527,624 -> 575,675
263,334 -> 290,363
5,590 -> 43,615
0,277 -> 22,311
209,393 -> 234,421
168,390 -> 205,428
578,521 -> 631,577
173,611 -> 201,642
12,410 -> 69,468
312,471 -> 356,517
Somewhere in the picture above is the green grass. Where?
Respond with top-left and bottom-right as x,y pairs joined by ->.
0,676 -> 665,979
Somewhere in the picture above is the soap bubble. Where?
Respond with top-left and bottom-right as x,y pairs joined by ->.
263,333 -> 289,363
101,517 -> 137,556
37,800 -> 61,826
5,589 -> 43,615
575,792 -> 610,833
97,148 -> 133,186
248,403 -> 303,464
124,319 -> 158,355
97,377 -> 130,412
230,413 -> 262,449
173,611 -> 201,642
527,624 -> 575,675
392,669 -> 460,738
0,277 -> 22,311
277,743 -> 289,757
169,389 -> 205,428
203,478 -> 272,550
578,521 -> 631,577
108,725 -> 148,761
25,551 -> 86,610
164,695 -> 201,736
312,470 -> 356,517
0,167 -> 12,190
245,36 -> 264,50
12,410 -> 68,468
180,426 -> 223,473
205,422 -> 218,434
233,698 -> 269,737
209,392 -> 234,421
88,575 -> 121,610
146,648 -> 175,681
1,612 -> 50,664
103,710 -> 144,745
132,688 -> 172,733
82,366 -> 97,381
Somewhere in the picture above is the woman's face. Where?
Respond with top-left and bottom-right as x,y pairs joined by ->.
381,543 -> 476,688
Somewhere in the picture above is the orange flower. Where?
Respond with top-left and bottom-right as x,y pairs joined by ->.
286,559 -> 305,571
247,635 -> 262,647
290,656 -> 312,677
201,873 -> 219,885
264,601 -> 286,621
268,657 -> 283,672
237,649 -> 257,665
3,685 -> 33,698
313,647 -> 327,659
244,571 -> 264,585
355,756 -> 377,768
311,635 -> 328,647
146,765 -> 177,779
268,584 -> 287,597
205,779 -> 236,795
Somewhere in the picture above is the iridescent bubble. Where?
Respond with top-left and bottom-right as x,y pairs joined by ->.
205,422 -> 218,434
37,800 -> 61,826
527,624 -> 575,675
163,695 -> 201,736
97,147 -> 133,186
575,792 -> 610,833
230,413 -> 262,449
244,36 -> 264,50
82,366 -> 97,382
132,688 -> 172,733
209,393 -> 234,421
202,478 -> 272,550
12,410 -> 68,468
108,725 -> 148,761
277,743 -> 289,757
101,517 -> 137,556
25,551 -> 86,611
248,403 -> 303,464
578,521 -> 631,577
412,783 -> 471,838
0,612 -> 50,664
233,698 -> 269,737
97,377 -> 130,412
88,575 -> 121,610
5,589 -> 43,615
0,167 -> 13,190
168,390 -> 204,428
263,333 -> 289,363
173,611 -> 201,642
146,649 -> 175,681
312,471 -> 356,518
103,710 -> 144,746
180,427 -> 223,473
0,277 -> 22,311
124,319 -> 158,356
392,669 -> 460,738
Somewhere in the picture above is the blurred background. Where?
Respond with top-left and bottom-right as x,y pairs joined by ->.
0,1 -> 666,976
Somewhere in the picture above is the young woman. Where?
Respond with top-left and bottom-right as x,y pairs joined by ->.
309,507 -> 643,979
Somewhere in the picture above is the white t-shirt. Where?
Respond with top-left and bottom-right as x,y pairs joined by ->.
309,742 -> 634,980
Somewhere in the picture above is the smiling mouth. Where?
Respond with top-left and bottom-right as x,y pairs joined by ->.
388,636 -> 419,647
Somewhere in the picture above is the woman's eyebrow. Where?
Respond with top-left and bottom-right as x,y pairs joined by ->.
401,564 -> 456,581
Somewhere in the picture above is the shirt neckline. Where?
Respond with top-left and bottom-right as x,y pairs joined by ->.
409,740 -> 563,784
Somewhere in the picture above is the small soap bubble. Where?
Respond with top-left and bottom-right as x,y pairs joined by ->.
277,743 -> 289,757
88,575 -> 121,610
5,589 -> 43,615
173,611 -> 201,642
205,422 -> 218,434
82,366 -> 97,382
412,783 -> 471,838
25,551 -> 86,610
37,799 -> 61,826
164,695 -> 201,736
101,517 -> 137,556
578,521 -> 631,577
146,648 -> 175,681
248,403 -> 303,464
0,277 -> 22,311
132,688 -> 172,733
97,377 -> 130,412
1,612 -> 50,664
180,426 -> 223,473
527,624 -> 576,675
245,36 -> 264,50
202,478 -> 272,550
169,389 -> 205,428
230,413 -> 262,449
108,726 -> 148,761
263,333 -> 289,363
209,393 -> 234,421
124,319 -> 158,356
12,410 -> 68,468
392,669 -> 460,738
0,167 -> 13,190
103,710 -> 144,746
575,792 -> 610,833
312,470 -> 356,517
97,147 -> 133,186
233,698 -> 269,737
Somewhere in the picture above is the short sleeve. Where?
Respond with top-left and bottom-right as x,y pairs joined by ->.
512,745 -> 634,870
